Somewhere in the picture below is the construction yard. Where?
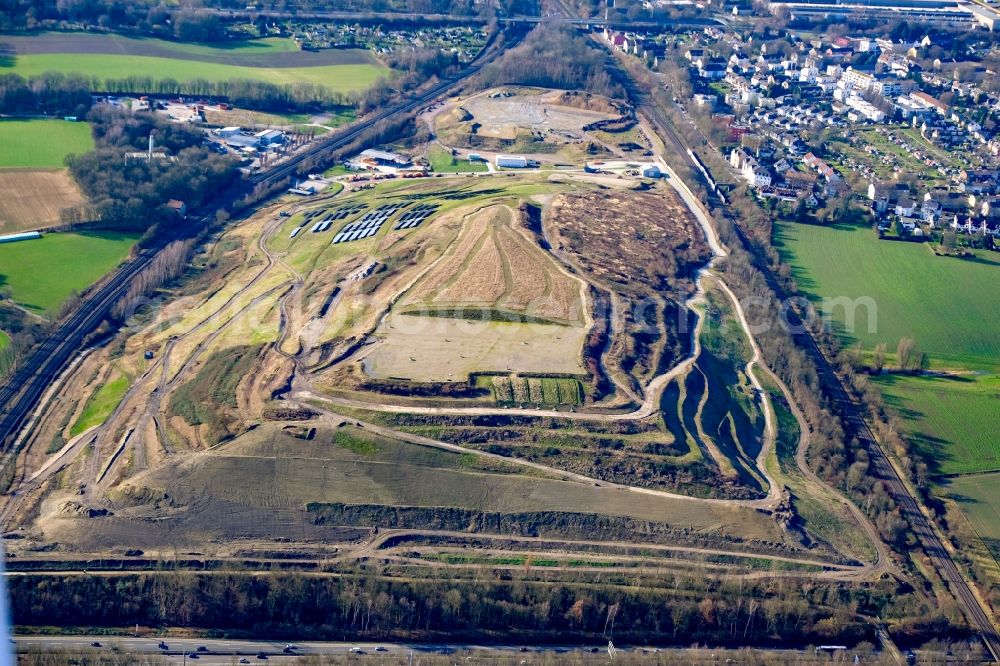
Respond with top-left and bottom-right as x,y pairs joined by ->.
430,87 -> 649,163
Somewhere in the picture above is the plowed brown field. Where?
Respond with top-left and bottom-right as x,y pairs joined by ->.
0,169 -> 86,233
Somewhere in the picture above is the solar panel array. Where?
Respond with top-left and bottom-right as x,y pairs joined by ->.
394,203 -> 439,231
332,202 -> 408,244
289,204 -> 370,238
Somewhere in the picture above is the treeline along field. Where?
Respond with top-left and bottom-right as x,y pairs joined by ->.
7,569 -> 957,647
0,0 -> 493,34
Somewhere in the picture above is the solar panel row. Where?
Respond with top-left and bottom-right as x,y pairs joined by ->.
332,202 -> 409,245
394,204 -> 438,231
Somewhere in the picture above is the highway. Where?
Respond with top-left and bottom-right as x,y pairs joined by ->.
13,635 -> 812,663
613,55 -> 1000,661
13,636 -> 598,663
0,25 -> 522,455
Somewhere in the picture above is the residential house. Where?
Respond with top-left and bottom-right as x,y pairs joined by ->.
698,59 -> 728,80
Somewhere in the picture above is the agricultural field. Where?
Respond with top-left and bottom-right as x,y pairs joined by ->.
0,169 -> 87,233
1,32 -> 304,59
873,373 -> 1000,476
0,119 -> 94,169
3,32 -> 386,93
0,119 -> 92,232
944,472 -> 1000,560
10,54 -> 384,91
774,222 -> 1000,368
0,231 -> 138,313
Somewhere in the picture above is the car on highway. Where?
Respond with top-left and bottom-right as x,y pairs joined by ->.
256,653 -> 268,660
375,646 -> 387,652
197,645 -> 208,652
187,653 -> 199,659
90,642 -> 101,648
239,660 -> 250,664
158,641 -> 168,650
350,646 -> 363,653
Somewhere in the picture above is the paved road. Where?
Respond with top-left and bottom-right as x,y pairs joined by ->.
14,635 -> 636,663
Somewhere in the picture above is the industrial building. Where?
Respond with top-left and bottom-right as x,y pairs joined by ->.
218,128 -> 287,153
495,154 -> 529,168
766,0 -> 997,28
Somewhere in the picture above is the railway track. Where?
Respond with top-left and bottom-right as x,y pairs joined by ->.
623,66 -> 1000,659
0,26 -> 524,454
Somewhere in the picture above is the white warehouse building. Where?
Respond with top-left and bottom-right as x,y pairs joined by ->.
496,154 -> 528,168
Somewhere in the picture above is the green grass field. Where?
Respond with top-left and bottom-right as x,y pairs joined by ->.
71,373 -> 130,437
0,232 -> 139,313
427,146 -> 488,173
0,330 -> 9,351
9,54 -> 386,93
774,222 -> 1000,368
0,119 -> 94,168
874,373 -> 1000,476
945,473 -> 1000,559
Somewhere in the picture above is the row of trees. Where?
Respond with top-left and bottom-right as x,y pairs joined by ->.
1,0 -> 225,39
356,46 -> 463,114
8,568 -> 953,646
1,0 -> 490,33
111,239 -> 196,321
0,72 -> 91,117
101,75 -> 354,113
0,69 -> 358,117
